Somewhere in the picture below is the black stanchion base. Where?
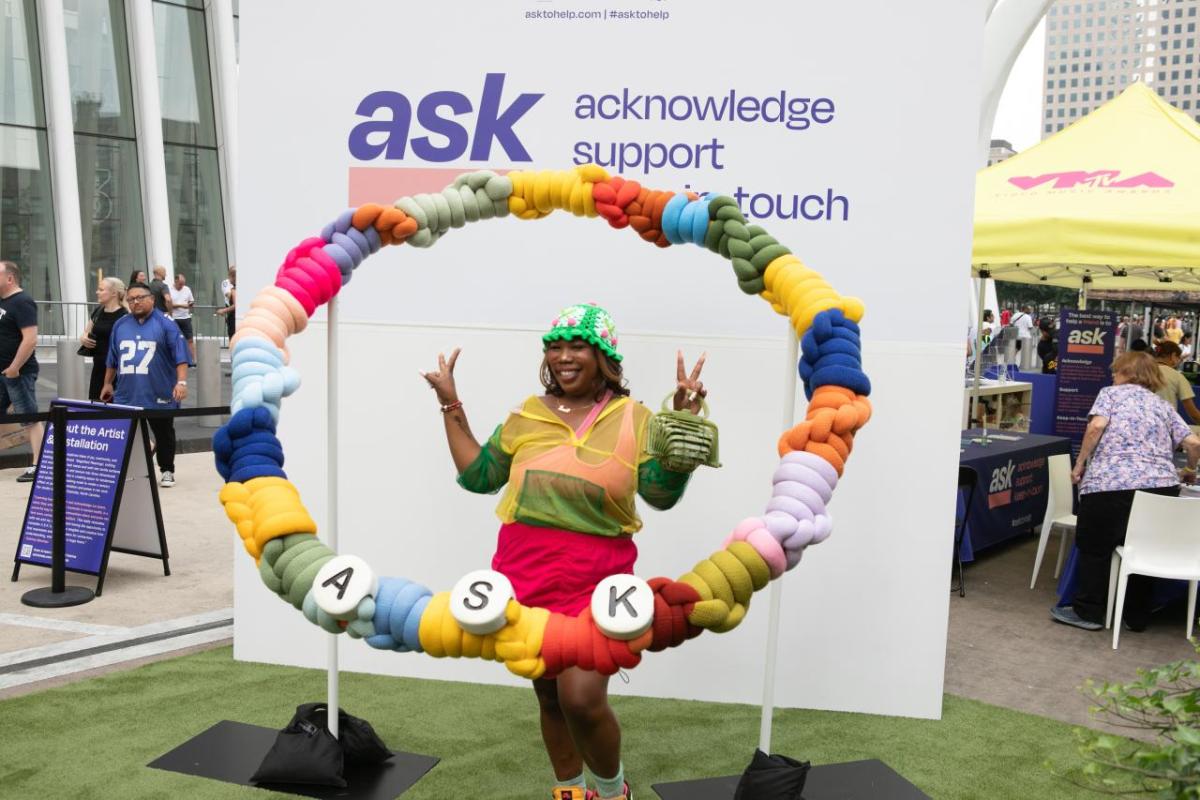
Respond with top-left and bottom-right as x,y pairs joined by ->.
652,758 -> 929,800
149,720 -> 439,799
21,586 -> 95,607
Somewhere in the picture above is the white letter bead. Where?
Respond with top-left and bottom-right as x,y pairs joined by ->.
591,575 -> 654,641
312,555 -> 378,617
450,570 -> 514,635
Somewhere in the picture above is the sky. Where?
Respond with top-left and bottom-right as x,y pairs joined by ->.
992,18 -> 1047,151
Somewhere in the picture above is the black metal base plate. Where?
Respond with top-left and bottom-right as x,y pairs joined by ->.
21,585 -> 95,607
148,720 -> 439,799
652,758 -> 929,800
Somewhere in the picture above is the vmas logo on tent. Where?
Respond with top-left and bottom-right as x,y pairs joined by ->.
988,461 -> 1015,509
1008,170 -> 1174,191
1066,327 -> 1107,354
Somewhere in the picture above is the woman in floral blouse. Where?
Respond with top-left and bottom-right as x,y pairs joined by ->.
1052,352 -> 1200,631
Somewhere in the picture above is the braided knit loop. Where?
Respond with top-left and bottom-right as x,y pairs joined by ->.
217,164 -> 873,678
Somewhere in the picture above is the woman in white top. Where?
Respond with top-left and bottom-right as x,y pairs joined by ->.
1153,341 -> 1200,424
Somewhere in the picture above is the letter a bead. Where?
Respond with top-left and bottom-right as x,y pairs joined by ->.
312,555 -> 378,617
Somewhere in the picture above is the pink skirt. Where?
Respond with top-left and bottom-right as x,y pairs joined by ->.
491,521 -> 638,616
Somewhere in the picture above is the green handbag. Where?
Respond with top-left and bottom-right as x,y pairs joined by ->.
646,392 -> 721,473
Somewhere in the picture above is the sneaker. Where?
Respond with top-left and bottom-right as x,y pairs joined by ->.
1050,605 -> 1103,631
596,784 -> 632,800
15,467 -> 35,483
159,471 -> 175,488
551,788 -> 595,800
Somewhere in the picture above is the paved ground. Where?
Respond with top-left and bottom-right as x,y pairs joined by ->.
0,356 -> 230,470
946,535 -> 1197,733
0,452 -> 232,698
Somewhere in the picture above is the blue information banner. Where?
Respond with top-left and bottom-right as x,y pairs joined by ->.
15,400 -> 135,575
1052,309 -> 1117,458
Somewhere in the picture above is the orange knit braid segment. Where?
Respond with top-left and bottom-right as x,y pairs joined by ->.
777,385 -> 873,476
539,577 -> 703,678
592,177 -> 642,229
626,187 -> 675,247
350,203 -> 420,247
541,607 -> 648,678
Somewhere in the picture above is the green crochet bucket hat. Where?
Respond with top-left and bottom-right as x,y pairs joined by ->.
543,303 -> 622,362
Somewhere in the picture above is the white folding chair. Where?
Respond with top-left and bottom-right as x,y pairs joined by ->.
1107,491 -> 1200,649
1030,453 -> 1077,589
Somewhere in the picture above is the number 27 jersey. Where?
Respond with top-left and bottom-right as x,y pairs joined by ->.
106,312 -> 190,408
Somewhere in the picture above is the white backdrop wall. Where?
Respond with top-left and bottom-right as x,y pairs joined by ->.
236,1 -> 983,720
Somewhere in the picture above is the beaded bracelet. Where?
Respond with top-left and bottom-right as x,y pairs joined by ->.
214,164 -> 872,679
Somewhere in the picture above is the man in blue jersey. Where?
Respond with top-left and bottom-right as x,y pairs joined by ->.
100,283 -> 190,487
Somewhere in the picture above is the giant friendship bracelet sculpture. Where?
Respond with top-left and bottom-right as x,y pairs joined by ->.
215,164 -> 872,680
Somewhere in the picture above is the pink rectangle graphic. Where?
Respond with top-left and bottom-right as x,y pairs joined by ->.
348,166 -> 510,207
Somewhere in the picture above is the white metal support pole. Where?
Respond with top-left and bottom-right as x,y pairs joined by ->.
326,297 -> 339,738
971,274 -> 989,437
1078,283 -> 1089,311
758,329 -> 799,754
36,0 -> 88,313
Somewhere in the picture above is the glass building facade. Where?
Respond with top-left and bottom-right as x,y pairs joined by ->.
0,0 -> 237,336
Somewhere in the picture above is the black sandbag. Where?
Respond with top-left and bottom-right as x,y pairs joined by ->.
250,703 -> 346,787
337,707 -> 393,764
734,748 -> 811,800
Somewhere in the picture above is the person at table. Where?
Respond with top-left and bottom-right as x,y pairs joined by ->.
1051,352 -> 1200,632
1154,341 -> 1200,424
1037,321 -> 1057,374
1181,333 -> 1194,362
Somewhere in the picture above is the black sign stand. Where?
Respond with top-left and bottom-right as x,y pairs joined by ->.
20,404 -> 95,607
13,406 -> 169,600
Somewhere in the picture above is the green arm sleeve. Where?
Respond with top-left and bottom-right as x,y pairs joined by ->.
638,457 -> 692,510
456,426 -> 513,495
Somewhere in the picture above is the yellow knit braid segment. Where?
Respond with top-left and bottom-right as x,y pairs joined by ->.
506,165 -> 610,220
678,541 -> 771,633
418,593 -> 550,679
219,477 -> 318,561
761,254 -> 865,338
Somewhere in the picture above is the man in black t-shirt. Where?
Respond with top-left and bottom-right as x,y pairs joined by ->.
149,265 -> 173,315
0,261 -> 43,482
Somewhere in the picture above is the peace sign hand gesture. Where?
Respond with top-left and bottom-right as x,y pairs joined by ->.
420,348 -> 461,406
673,350 -> 708,413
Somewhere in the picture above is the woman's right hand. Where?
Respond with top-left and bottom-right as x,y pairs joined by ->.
420,348 -> 461,405
1071,462 -> 1085,484
80,333 -> 96,348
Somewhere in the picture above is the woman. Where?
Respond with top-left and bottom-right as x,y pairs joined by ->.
127,269 -> 147,289
421,303 -> 707,800
1052,352 -> 1200,632
79,277 -> 128,400
1165,317 -> 1184,344
1154,341 -> 1200,424
216,266 -> 236,340
1037,321 -> 1056,374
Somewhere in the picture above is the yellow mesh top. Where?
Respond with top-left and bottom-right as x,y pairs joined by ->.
493,395 -> 652,536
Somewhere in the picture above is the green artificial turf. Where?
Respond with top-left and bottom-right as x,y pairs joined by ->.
0,646 -> 1102,800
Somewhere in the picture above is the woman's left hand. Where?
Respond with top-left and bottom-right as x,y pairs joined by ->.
1070,462 -> 1085,485
673,350 -> 708,413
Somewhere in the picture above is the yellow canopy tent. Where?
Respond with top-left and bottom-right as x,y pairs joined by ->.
974,83 -> 1200,291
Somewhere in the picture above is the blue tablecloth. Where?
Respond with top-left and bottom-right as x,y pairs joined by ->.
958,428 -> 1072,562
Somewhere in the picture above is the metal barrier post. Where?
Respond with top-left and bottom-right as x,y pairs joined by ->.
197,339 -> 222,428
55,340 -> 89,401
